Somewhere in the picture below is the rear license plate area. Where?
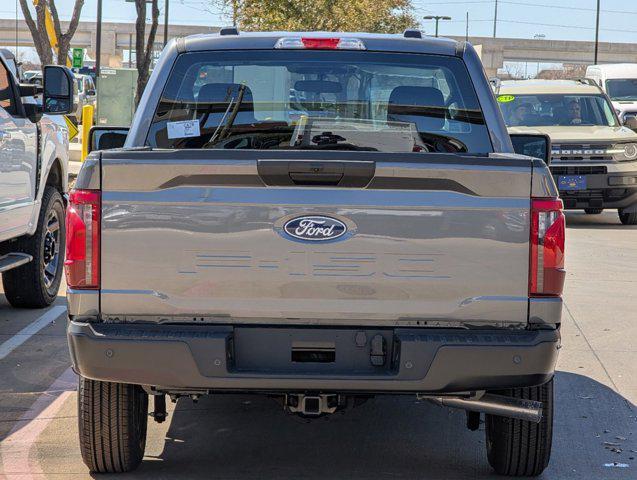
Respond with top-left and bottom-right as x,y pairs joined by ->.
232,327 -> 396,375
291,342 -> 336,363
558,175 -> 587,191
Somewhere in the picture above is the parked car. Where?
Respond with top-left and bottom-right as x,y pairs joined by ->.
586,63 -> 637,128
24,70 -> 42,86
497,79 -> 637,224
72,73 -> 96,123
67,30 -> 564,476
22,70 -> 41,82
0,55 -> 75,306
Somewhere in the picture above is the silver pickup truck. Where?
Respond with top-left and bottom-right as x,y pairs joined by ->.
67,30 -> 565,476
1,55 -> 75,307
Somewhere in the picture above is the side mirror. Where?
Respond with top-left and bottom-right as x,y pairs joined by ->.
509,133 -> 552,165
623,116 -> 637,132
88,126 -> 129,153
86,89 -> 96,96
43,65 -> 76,115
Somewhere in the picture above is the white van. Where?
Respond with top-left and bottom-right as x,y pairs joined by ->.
586,64 -> 637,126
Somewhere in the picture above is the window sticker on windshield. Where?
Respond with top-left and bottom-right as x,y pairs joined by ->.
167,120 -> 200,139
497,94 -> 515,103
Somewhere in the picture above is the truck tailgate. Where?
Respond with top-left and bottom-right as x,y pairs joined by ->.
99,150 -> 532,326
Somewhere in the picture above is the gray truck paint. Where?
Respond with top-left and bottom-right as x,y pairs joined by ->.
68,31 -> 562,395
95,150 -> 531,326
68,321 -> 559,392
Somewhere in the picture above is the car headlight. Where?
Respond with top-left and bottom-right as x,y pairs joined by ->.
610,143 -> 637,161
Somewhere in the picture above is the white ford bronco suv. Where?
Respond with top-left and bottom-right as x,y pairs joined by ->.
498,79 -> 637,224
67,30 -> 564,476
1,55 -> 76,306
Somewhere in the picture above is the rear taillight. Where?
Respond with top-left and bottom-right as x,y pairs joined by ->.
65,189 -> 100,289
529,198 -> 565,297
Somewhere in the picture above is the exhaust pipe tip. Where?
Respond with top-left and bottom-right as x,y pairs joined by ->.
424,393 -> 544,423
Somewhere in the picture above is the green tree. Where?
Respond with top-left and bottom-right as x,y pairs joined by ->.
212,0 -> 416,33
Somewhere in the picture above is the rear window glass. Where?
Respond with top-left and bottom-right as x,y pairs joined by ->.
147,50 -> 492,154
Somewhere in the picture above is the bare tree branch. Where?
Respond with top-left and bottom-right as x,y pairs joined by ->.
49,0 -> 85,65
18,0 -> 38,39
59,1 -> 84,44
144,0 -> 160,66
19,0 -> 52,66
134,0 -> 160,105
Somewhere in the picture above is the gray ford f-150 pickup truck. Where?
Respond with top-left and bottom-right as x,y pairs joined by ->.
66,30 -> 565,476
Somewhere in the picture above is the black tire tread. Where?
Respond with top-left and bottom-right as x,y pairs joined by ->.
2,186 -> 65,308
78,377 -> 148,473
584,208 -> 603,215
485,379 -> 553,477
618,209 -> 637,225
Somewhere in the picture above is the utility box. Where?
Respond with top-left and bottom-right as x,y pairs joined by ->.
96,68 -> 138,126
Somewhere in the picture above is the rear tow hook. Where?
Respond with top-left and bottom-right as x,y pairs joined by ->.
285,394 -> 339,416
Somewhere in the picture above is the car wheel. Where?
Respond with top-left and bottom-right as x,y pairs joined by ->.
78,376 -> 148,473
618,207 -> 637,225
485,378 -> 553,477
584,208 -> 603,214
2,186 -> 65,308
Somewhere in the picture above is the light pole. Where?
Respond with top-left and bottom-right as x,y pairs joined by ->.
15,0 -> 18,59
594,0 -> 600,64
423,15 -> 452,38
96,0 -> 102,83
534,34 -> 545,77
163,0 -> 169,47
465,12 -> 469,41
493,0 -> 498,38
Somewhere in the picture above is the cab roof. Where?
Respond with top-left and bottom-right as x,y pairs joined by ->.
499,79 -> 602,95
587,63 -> 637,79
181,31 -> 462,57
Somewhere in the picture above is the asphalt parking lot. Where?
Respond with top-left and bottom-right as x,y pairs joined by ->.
0,211 -> 635,479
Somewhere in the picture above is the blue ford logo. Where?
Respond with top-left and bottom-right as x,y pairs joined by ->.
283,215 -> 347,242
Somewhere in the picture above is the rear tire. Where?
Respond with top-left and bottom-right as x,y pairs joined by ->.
485,379 -> 553,477
2,186 -> 65,308
618,207 -> 637,225
584,208 -> 603,214
78,377 -> 148,473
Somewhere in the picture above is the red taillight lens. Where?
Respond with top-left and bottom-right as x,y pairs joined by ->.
530,198 -> 565,296
301,37 -> 341,49
65,189 -> 100,289
275,37 -> 366,50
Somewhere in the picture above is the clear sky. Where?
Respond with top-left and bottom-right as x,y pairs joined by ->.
1,0 -> 637,43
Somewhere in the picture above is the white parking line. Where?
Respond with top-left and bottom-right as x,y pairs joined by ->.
0,367 -> 76,479
0,305 -> 67,361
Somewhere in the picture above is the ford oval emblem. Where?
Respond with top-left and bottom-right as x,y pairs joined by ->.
283,215 -> 347,242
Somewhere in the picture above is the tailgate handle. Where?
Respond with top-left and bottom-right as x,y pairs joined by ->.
289,172 -> 343,185
289,162 -> 343,186
257,160 -> 375,187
